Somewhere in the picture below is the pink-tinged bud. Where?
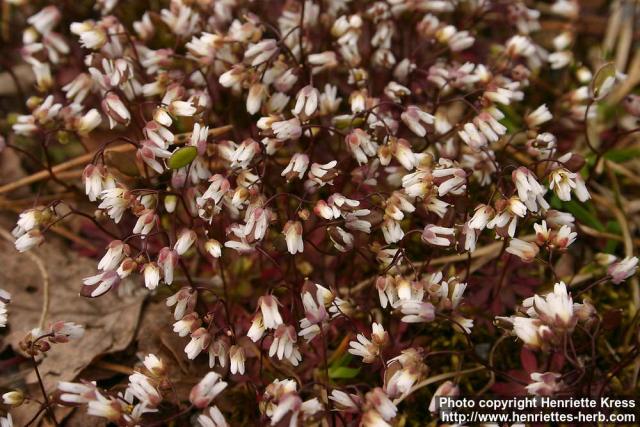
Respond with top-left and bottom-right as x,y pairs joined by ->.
174,229 -> 196,255
116,257 -> 137,279
158,247 -> 179,285
101,94 -> 131,129
608,257 -> 638,284
133,209 -> 157,236
173,312 -> 201,337
49,320 -> 85,343
166,287 -> 197,320
189,372 -> 228,408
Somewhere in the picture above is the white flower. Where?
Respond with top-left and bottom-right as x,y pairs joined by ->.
185,328 -> 211,360
365,388 -> 397,421
281,153 -> 309,181
269,324 -> 301,365
158,247 -> 179,285
99,187 -> 131,223
174,229 -> 196,255
258,295 -> 283,329
401,106 -> 434,137
399,301 -> 436,323
102,94 -> 130,128
169,100 -> 197,117
58,381 -> 97,404
28,6 -> 61,34
272,117 -> 302,140
173,313 -> 201,338
526,104 -> 553,128
143,263 -> 161,290
512,167 -> 548,212
247,312 -> 266,342
526,372 -> 562,396
2,390 -> 24,406
329,390 -> 361,412
143,354 -> 165,377
506,238 -> 539,263
205,239 -> 222,258
549,168 -> 590,202
244,39 -> 278,66
512,317 -> 551,349
14,227 -> 44,252
283,221 -> 304,255
292,85 -> 320,118
76,109 -> 102,135
348,330 -> 379,363
166,287 -> 196,320
127,372 -> 161,407
189,372 -> 228,409
197,406 -> 228,427
83,270 -> 119,297
229,345 -> 246,375
133,209 -> 157,236
98,240 -> 128,271
429,381 -> 459,413
421,225 -> 454,247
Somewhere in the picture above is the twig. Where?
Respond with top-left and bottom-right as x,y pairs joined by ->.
0,125 -> 233,195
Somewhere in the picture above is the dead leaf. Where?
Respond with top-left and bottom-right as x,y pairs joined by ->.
0,221 -> 145,425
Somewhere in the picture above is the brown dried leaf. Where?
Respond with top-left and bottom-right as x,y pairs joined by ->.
0,225 -> 145,425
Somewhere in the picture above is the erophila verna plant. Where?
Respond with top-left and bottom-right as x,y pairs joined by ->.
1,0 -> 640,425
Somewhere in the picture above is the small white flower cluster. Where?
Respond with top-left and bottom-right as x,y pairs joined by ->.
57,354 -> 229,426
5,0 -> 640,423
497,282 -> 595,351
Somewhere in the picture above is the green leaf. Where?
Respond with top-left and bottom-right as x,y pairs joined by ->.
497,105 -> 522,133
329,366 -> 361,379
168,146 -> 198,169
604,221 -> 622,254
563,200 -> 605,232
604,148 -> 640,163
